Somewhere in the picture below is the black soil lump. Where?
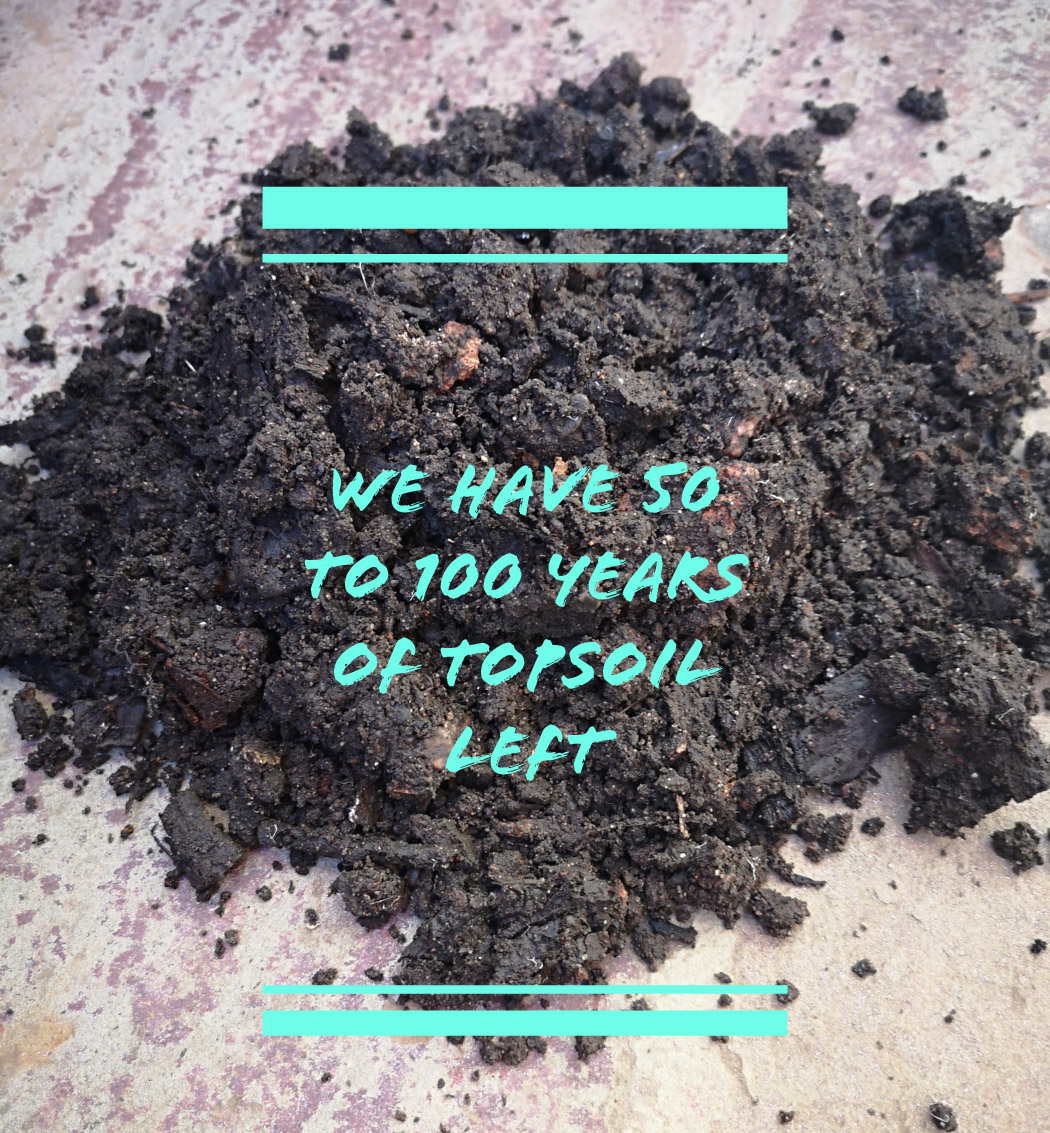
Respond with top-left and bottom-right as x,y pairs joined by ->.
11,324 -> 56,365
868,194 -> 892,219
929,1102 -> 958,1131
159,790 -> 246,899
804,100 -> 857,136
11,687 -> 48,741
898,86 -> 949,121
990,822 -> 1044,873
775,980 -> 799,1005
749,890 -> 810,937
2,55 -> 1050,1016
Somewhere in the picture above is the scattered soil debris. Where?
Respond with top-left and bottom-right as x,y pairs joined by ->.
851,958 -> 877,979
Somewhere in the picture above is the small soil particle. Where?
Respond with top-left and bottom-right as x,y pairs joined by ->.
929,1102 -> 958,1131
775,981 -> 799,1005
574,1035 -> 606,1060
12,687 -> 48,740
851,958 -> 877,978
990,822 -> 1044,873
868,195 -> 892,219
860,817 -> 885,836
898,86 -> 949,121
797,812 -> 853,852
803,100 -> 857,136
749,889 -> 810,936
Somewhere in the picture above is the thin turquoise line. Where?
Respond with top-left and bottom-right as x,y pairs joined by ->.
262,1008 -> 787,1038
261,253 -> 787,264
262,984 -> 788,995
261,185 -> 788,230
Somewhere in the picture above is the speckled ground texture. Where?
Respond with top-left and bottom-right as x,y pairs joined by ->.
1,1 -> 1050,1131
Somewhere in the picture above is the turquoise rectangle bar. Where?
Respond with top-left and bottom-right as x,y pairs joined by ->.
261,253 -> 786,264
262,1009 -> 787,1037
262,984 -> 787,995
261,186 -> 787,230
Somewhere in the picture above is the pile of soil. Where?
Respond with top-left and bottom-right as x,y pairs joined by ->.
3,56 -> 1049,1012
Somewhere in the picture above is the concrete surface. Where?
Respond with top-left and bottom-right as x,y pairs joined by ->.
1,1 -> 1050,1131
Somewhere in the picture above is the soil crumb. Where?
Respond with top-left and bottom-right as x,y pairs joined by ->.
2,55 -> 1049,1060
990,822 -> 1044,873
804,100 -> 857,136
898,86 -> 949,122
929,1101 -> 958,1131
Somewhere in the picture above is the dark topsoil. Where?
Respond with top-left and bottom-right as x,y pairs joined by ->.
3,56 -> 1050,1025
